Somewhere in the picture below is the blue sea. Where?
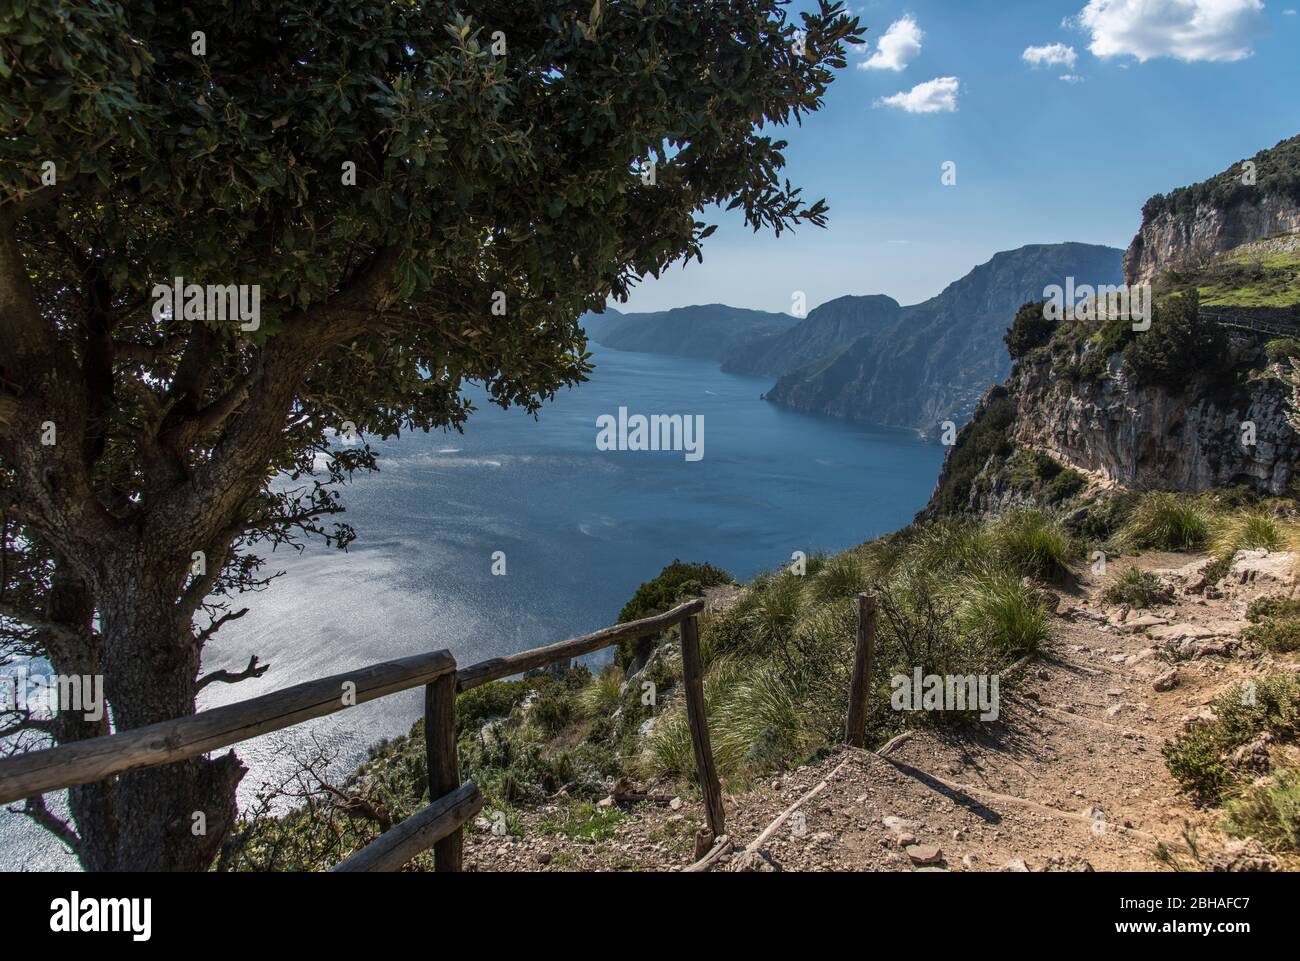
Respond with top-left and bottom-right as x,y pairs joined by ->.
0,343 -> 943,869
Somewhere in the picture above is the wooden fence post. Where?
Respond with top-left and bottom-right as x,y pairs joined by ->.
424,670 -> 462,871
679,613 -> 725,842
846,592 -> 877,748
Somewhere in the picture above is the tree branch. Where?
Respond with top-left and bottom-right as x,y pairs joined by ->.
9,794 -> 83,857
195,606 -> 251,645
195,654 -> 269,693
0,599 -> 83,646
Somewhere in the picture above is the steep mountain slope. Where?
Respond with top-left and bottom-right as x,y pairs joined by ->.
721,294 -> 902,379
582,303 -> 797,362
765,243 -> 1123,434
927,135 -> 1300,517
1125,134 -> 1300,285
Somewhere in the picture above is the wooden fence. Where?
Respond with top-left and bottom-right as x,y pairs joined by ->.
0,597 -> 721,872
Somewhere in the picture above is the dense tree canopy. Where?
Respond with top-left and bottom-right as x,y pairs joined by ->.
0,1 -> 863,869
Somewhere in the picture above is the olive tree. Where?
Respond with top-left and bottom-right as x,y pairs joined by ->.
0,0 -> 862,869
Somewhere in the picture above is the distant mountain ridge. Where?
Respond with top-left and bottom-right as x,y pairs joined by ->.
585,242 -> 1123,436
764,243 -> 1123,433
582,303 -> 797,362
722,294 -> 903,380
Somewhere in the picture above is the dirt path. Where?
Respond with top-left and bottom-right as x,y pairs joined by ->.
463,550 -> 1299,872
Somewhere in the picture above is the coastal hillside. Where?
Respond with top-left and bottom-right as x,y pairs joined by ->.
1125,135 -> 1300,286
765,243 -> 1123,435
582,303 -> 797,362
928,210 -> 1300,518
721,293 -> 903,380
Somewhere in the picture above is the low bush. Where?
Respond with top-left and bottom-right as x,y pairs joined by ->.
988,510 -> 1080,581
1118,492 -> 1214,552
960,569 -> 1053,652
1101,568 -> 1173,609
1243,618 -> 1300,654
1223,769 -> 1300,856
1163,675 -> 1300,803
616,560 -> 733,669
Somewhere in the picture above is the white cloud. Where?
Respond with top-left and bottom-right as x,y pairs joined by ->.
1074,0 -> 1267,62
859,16 -> 924,71
1022,42 -> 1079,68
1060,73 -> 1087,82
874,76 -> 960,113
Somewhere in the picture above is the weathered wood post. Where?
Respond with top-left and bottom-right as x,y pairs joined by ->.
846,591 -> 877,748
424,669 -> 462,871
679,612 -> 725,842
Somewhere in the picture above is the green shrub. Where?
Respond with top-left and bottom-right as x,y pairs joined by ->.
1248,596 -> 1300,622
929,390 -> 1017,516
988,510 -> 1080,581
1223,769 -> 1300,855
741,572 -> 805,656
1046,468 -> 1087,504
1101,568 -> 1173,609
1123,291 -> 1226,391
1004,300 -> 1053,359
454,677 -> 547,739
804,551 -> 870,606
1266,338 -> 1300,364
1243,618 -> 1300,653
1163,675 -> 1300,803
616,559 -> 733,669
577,665 -> 624,719
1210,510 -> 1286,560
1119,492 -> 1214,552
960,569 -> 1053,652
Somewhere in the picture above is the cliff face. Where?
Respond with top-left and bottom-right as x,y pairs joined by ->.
764,243 -> 1123,434
1008,335 -> 1298,495
926,330 -> 1300,520
1124,194 -> 1300,286
1124,134 -> 1300,286
926,132 -> 1300,518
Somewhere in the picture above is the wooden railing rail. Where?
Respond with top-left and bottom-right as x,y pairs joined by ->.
0,596 -> 722,871
0,649 -> 456,806
455,598 -> 705,691
331,781 -> 483,872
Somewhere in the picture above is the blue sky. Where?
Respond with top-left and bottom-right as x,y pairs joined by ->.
618,0 -> 1300,313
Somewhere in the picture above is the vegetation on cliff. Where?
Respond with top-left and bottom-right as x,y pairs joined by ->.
1141,134 -> 1300,222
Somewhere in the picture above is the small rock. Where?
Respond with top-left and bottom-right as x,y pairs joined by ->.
905,844 -> 944,865
669,796 -> 683,810
1120,614 -> 1169,632
1105,703 -> 1123,717
537,852 -> 552,865
1152,667 -> 1179,692
1002,858 -> 1030,872
882,815 -> 921,833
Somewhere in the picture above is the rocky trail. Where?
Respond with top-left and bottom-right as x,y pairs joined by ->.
462,550 -> 1300,872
